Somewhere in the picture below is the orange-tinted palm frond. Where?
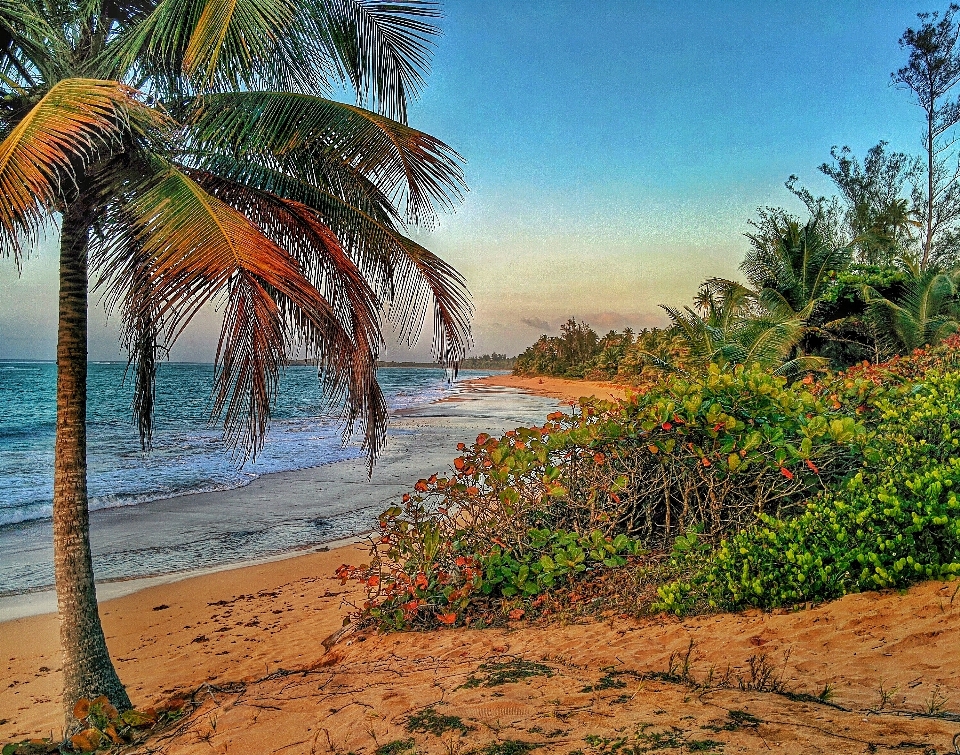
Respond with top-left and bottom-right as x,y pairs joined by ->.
190,91 -> 465,227
0,77 -> 157,260
117,164 -> 345,456
190,169 -> 389,459
189,149 -> 472,366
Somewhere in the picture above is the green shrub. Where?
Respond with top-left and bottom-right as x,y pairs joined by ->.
656,368 -> 960,613
340,362 -> 870,629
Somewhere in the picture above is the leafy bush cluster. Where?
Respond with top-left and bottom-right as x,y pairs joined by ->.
656,363 -> 960,613
341,363 -> 870,628
343,339 -> 960,630
338,525 -> 642,629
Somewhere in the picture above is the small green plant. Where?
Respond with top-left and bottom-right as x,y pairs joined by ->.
736,651 -> 790,694
375,739 -> 416,755
406,708 -> 472,736
468,742 -> 539,755
461,659 -> 554,689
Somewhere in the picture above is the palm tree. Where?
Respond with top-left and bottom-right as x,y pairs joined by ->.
657,278 -> 827,376
742,215 -> 850,315
0,0 -> 471,722
865,268 -> 960,353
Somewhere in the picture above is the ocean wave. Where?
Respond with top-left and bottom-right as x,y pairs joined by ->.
0,364 -> 491,531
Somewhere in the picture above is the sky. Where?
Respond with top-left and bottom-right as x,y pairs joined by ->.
0,0 -> 935,361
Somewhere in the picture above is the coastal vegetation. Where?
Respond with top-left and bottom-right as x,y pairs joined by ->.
0,0 -> 468,725
515,10 -> 960,384
335,7 -> 960,637
342,337 -> 960,630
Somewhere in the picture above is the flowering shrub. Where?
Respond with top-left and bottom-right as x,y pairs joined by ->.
341,362 -> 867,629
656,366 -> 960,613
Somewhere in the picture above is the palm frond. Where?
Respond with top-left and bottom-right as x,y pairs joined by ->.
319,0 -> 440,122
192,148 -> 471,366
189,91 -> 465,227
104,162 -> 387,459
0,77 -> 158,261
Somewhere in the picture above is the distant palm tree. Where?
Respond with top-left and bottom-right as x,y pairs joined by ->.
658,278 -> 825,375
865,268 -> 960,353
0,0 -> 470,721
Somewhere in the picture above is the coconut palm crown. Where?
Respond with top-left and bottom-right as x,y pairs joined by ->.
0,0 -> 471,721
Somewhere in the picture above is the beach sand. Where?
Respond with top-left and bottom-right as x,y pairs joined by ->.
471,373 -> 630,403
3,377 -> 960,752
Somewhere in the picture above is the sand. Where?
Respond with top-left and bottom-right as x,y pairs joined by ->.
3,375 -> 960,753
471,374 -> 630,403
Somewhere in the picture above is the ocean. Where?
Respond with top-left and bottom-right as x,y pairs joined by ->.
0,361 -> 490,528
0,364 -> 561,608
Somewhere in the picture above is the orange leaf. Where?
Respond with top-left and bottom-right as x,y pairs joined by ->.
780,467 -> 794,480
70,729 -> 102,752
73,698 -> 91,720
805,459 -> 819,474
454,457 -> 465,470
437,613 -> 457,625
702,457 -> 711,467
508,608 -> 525,620
367,575 -> 380,587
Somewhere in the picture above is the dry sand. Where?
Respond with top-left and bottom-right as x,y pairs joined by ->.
470,374 -> 630,403
3,376 -> 960,753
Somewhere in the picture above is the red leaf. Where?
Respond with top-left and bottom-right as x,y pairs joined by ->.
805,459 -> 819,474
780,467 -> 794,480
661,422 -> 672,431
437,613 -> 457,625
367,575 -> 380,587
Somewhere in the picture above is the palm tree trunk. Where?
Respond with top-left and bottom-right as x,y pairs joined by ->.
54,199 -> 131,725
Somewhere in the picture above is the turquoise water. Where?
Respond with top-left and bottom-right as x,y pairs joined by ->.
0,362 -> 484,528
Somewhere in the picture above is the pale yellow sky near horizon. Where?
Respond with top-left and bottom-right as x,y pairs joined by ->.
0,190 -> 750,363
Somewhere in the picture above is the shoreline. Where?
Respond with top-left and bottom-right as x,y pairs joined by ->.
3,375 -> 960,751
0,380 -> 562,621
469,372 -> 630,402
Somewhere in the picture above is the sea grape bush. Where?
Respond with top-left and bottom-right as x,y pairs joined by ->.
655,367 -> 960,613
338,525 -> 642,629
559,363 -> 866,543
341,362 -> 868,629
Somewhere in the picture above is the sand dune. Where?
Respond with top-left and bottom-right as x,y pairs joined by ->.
4,545 -> 960,753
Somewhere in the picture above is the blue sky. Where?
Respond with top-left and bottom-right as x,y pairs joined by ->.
0,0 -> 934,360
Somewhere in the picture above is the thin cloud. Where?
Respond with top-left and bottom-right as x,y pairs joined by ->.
521,317 -> 553,331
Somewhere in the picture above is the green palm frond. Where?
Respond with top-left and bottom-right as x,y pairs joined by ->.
189,91 -> 465,227
864,269 -> 960,352
319,0 -> 440,122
